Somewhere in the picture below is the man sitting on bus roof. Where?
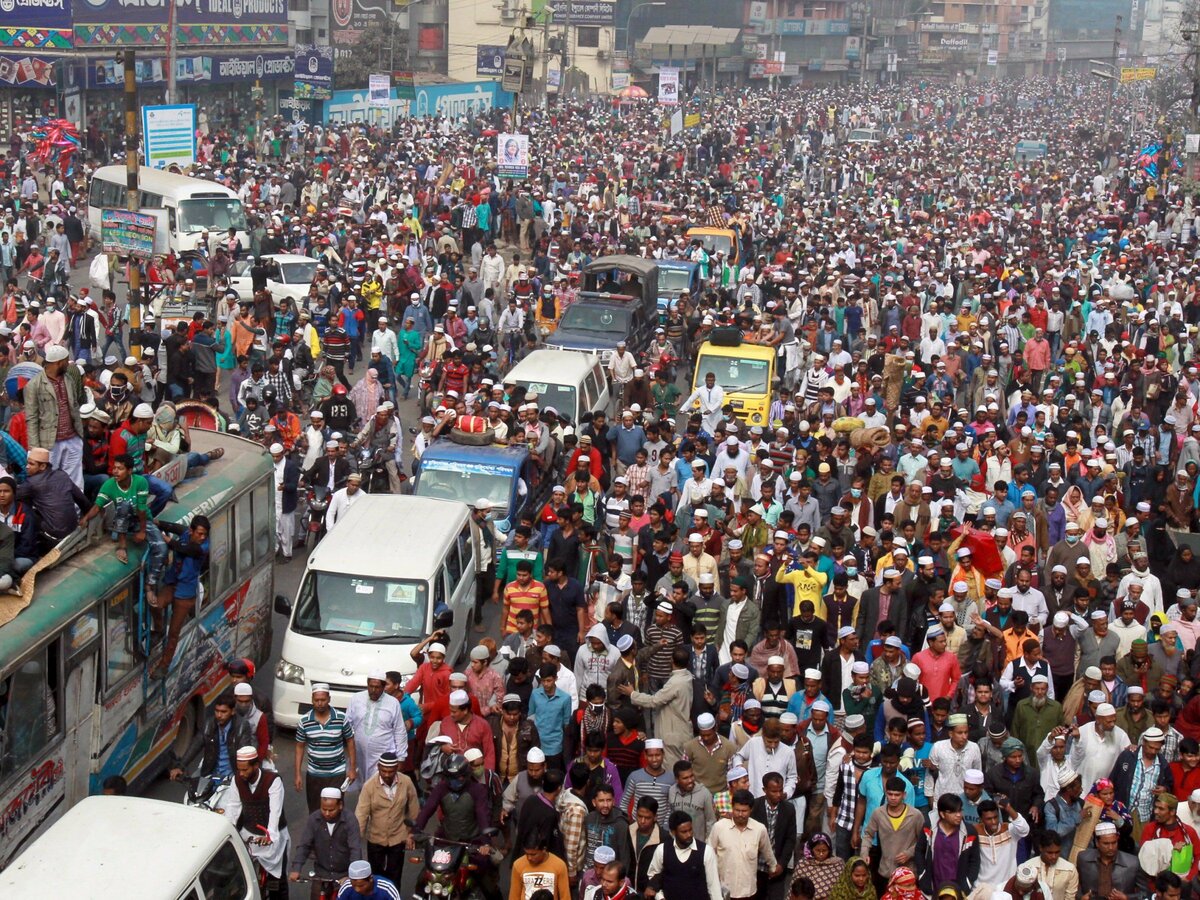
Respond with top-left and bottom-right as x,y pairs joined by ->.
16,446 -> 89,553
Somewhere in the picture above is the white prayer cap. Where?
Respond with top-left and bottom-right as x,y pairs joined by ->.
320,787 -> 343,800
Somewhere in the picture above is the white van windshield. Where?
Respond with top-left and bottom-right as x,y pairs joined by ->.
293,572 -> 428,642
514,381 -> 577,421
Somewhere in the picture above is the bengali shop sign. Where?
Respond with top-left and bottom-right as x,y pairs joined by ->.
102,209 -> 158,258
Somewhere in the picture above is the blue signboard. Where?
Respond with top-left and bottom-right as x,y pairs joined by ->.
476,45 -> 506,77
3,0 -> 72,30
295,44 -> 334,99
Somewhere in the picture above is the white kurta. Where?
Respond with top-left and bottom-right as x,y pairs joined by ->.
345,690 -> 409,784
222,773 -> 290,878
1069,722 -> 1130,789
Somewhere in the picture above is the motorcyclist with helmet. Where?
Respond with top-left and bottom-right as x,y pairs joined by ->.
410,753 -> 499,900
320,383 -> 355,433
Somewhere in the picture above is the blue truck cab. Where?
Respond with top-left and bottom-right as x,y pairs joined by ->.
656,260 -> 700,320
413,437 -> 540,536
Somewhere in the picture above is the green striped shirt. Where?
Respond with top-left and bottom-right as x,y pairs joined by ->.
296,707 -> 354,776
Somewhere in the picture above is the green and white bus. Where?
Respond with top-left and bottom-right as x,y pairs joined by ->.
0,430 -> 276,867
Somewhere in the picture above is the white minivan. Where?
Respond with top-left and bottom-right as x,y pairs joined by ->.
506,348 -> 612,428
0,796 -> 260,898
272,495 -> 483,728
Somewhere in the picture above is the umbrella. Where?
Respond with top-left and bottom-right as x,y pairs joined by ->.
617,85 -> 649,99
6,362 -> 43,400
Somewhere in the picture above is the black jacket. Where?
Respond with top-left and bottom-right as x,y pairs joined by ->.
307,456 -> 352,492
175,713 -> 253,778
819,647 -> 865,704
750,797 -> 796,872
291,808 -> 364,878
1109,748 -> 1174,809
915,823 -> 980,895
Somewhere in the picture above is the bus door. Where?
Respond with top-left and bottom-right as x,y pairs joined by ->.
62,606 -> 100,806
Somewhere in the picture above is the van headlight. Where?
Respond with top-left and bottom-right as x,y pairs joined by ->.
275,658 -> 305,684
751,412 -> 763,423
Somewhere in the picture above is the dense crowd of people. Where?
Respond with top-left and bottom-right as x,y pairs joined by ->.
4,67 -> 1200,900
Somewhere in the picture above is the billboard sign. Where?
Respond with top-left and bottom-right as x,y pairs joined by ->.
73,0 -> 289,47
295,44 -> 334,99
1,0 -> 73,50
477,44 -> 506,77
141,104 -> 197,169
101,209 -> 158,259
331,0 -> 392,60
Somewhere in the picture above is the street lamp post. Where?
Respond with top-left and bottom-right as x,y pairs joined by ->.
624,1 -> 665,54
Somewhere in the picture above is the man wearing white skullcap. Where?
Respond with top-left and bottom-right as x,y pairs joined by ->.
26,341 -> 85,490
290,781 -> 363,884
682,711 -> 738,795
438,687 -> 495,770
270,439 -> 299,559
224,745 -> 290,883
346,859 -> 401,898
346,672 -> 408,786
295,682 -> 358,812
1070,699 -> 1130,790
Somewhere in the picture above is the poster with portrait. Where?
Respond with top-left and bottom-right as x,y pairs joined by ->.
368,73 -> 391,107
658,67 -> 679,105
496,132 -> 530,178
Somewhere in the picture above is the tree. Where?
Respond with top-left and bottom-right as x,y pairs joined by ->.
333,27 -> 407,90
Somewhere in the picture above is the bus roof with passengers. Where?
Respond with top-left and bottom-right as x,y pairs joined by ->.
0,430 -> 275,866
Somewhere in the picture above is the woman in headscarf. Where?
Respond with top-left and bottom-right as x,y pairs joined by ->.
1166,546 -> 1200,600
829,857 -> 876,900
1061,484 -> 1088,526
348,367 -> 382,428
791,833 -> 844,900
1084,777 -> 1133,845
879,868 -> 922,900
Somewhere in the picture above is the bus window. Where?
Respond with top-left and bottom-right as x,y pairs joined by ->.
0,644 -> 61,780
205,511 -> 232,603
235,493 -> 254,571
198,839 -> 249,900
167,207 -> 177,234
104,587 -> 140,689
252,483 -> 272,564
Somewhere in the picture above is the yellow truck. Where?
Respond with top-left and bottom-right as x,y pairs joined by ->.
686,225 -> 740,269
691,335 -> 776,427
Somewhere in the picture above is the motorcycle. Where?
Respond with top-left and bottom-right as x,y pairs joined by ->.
304,482 -> 330,547
643,347 -> 678,383
407,827 -> 499,900
355,445 -> 393,494
181,774 -> 233,813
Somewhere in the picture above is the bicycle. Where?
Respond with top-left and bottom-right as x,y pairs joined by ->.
291,873 -> 341,900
